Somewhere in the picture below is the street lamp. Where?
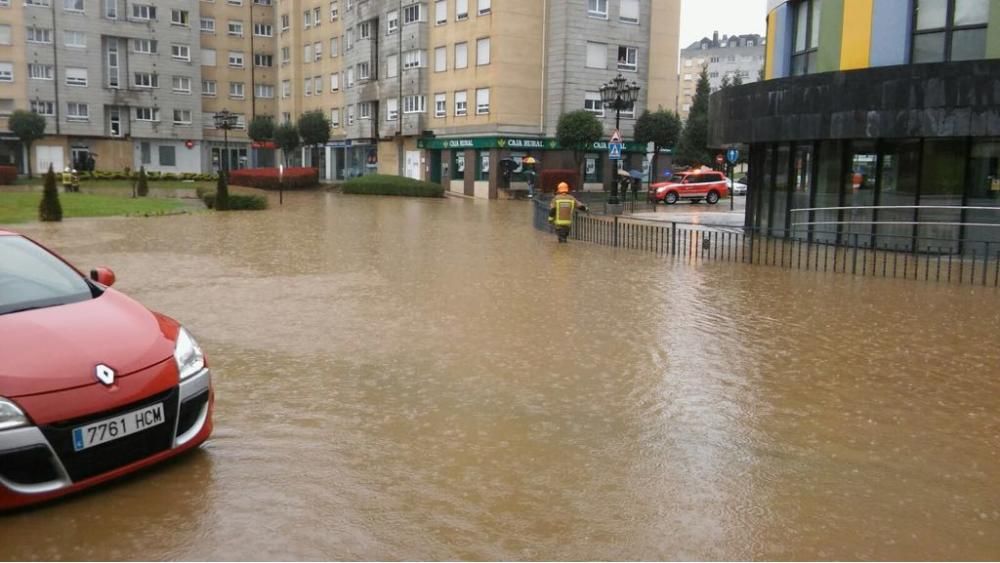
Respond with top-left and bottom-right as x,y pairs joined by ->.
213,109 -> 238,180
599,73 -> 641,204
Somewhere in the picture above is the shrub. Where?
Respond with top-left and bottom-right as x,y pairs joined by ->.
342,175 -> 445,198
0,165 -> 17,185
215,170 -> 229,211
539,169 -> 582,194
229,167 -> 319,190
136,166 -> 149,197
38,165 -> 62,222
200,192 -> 268,210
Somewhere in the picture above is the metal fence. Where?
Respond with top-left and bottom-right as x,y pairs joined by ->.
533,199 -> 1000,287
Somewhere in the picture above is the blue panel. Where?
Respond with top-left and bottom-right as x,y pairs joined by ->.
772,4 -> 794,78
870,0 -> 913,67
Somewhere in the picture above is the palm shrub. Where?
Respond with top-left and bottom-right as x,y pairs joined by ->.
38,165 -> 62,222
215,169 -> 230,211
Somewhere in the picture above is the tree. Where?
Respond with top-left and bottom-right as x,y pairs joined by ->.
275,122 -> 301,167
248,115 -> 275,144
38,165 -> 62,222
136,166 -> 149,197
634,109 -> 682,183
677,66 -> 712,166
297,111 -> 330,171
215,167 -> 230,211
720,75 -> 732,90
9,110 -> 46,179
555,110 -> 603,183
732,73 -> 744,87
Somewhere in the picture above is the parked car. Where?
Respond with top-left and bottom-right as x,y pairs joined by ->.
0,231 -> 214,511
650,170 -> 731,204
731,179 -> 748,196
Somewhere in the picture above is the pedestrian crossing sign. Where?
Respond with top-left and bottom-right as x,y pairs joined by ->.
609,143 -> 623,160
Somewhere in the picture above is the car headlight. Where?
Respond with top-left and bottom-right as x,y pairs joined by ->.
656,187 -> 668,193
0,398 -> 28,431
174,327 -> 206,381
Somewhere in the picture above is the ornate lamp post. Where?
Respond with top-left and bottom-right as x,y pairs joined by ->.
599,74 -> 641,204
213,109 -> 238,180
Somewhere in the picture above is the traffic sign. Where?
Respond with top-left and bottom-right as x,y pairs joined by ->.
726,148 -> 740,164
715,154 -> 725,165
610,129 -> 623,144
608,142 -> 623,160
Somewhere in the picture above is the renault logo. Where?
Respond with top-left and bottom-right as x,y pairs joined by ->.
95,364 -> 116,386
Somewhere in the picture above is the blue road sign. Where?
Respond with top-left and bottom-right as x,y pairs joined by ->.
609,142 -> 623,160
726,148 -> 740,164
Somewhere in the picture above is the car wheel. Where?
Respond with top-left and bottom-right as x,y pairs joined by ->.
706,191 -> 720,204
665,192 -> 679,205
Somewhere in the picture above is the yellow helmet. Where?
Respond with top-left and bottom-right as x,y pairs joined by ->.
556,182 -> 570,194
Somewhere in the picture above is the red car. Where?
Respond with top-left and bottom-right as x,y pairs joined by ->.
650,170 -> 730,205
0,231 -> 213,511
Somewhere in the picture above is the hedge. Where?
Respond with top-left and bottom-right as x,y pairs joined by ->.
229,167 -> 319,190
539,169 -> 582,193
0,165 -> 16,185
78,170 -> 218,182
197,189 -> 268,211
342,175 -> 444,198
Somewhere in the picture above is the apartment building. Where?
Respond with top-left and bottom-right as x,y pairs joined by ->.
678,32 -> 765,121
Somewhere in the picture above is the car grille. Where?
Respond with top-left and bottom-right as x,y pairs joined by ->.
176,390 -> 209,437
40,388 -> 179,482
0,445 -> 61,485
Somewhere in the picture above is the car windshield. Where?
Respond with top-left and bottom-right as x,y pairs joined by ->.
0,236 -> 95,315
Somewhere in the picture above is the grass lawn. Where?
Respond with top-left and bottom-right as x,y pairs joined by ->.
0,192 -> 186,225
13,178 -> 213,191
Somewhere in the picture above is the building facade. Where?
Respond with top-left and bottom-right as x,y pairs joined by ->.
1,0 -> 680,196
710,0 -> 1000,251
677,32 -> 765,121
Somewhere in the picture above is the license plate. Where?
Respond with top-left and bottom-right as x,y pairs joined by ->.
72,403 -> 165,452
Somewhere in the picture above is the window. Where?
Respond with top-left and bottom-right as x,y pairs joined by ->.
313,7 -> 321,25
173,109 -> 192,124
140,142 -> 151,164
314,41 -> 322,60
30,100 -> 56,115
588,0 -> 607,18
234,114 -> 246,129
912,0 -> 989,63
134,107 -> 159,121
330,36 -> 339,56
347,105 -> 355,126
434,93 -> 446,117
476,37 -> 490,65
228,51 -> 245,67
434,46 -> 446,71
359,101 -> 372,119
386,98 -> 398,120
254,0 -> 272,5
171,9 -> 189,25
103,0 -> 116,18
435,0 -> 446,24
172,44 -> 191,61
26,0 -> 51,5
304,77 -> 313,96
132,71 -> 156,88
130,4 -> 155,20
281,13 -> 290,30
455,0 -> 467,19
477,0 -> 489,14
202,48 -> 217,66
303,9 -> 313,27
386,54 -> 398,77
330,72 -> 339,91
358,61 -> 370,80
346,66 -> 355,87
454,90 -> 467,116
304,44 -> 314,61
281,47 -> 290,63
330,0 -> 338,20
584,91 -> 603,116
402,50 -> 424,69
455,42 -> 468,68
28,63 -> 54,80
201,17 -> 215,32
346,28 -> 354,50
228,20 -> 243,36
617,45 -> 637,71
475,88 -> 489,114
133,39 -> 157,53
0,63 -> 12,82
173,76 -> 191,93
403,94 -> 425,113
254,23 -> 272,36
26,26 -> 52,44
791,0 -> 821,75
387,10 -> 399,33
0,26 -> 9,46
229,81 -> 245,98
63,30 -> 86,47
255,84 -> 274,98
402,3 -> 421,23
281,80 -> 291,97
330,108 -> 340,127
359,20 -> 371,38
159,145 -> 176,166
66,102 -> 89,120
619,0 -> 638,23
586,42 -> 607,69
202,80 -> 217,96
63,0 -> 83,11
227,0 -> 243,5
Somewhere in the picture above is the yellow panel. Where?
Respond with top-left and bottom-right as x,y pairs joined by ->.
765,13 -> 777,79
840,0 -> 874,70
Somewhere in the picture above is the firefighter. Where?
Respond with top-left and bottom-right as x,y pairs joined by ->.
547,182 -> 588,243
70,169 -> 80,193
61,167 -> 73,192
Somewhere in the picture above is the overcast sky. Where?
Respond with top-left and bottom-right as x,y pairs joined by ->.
680,0 -> 768,47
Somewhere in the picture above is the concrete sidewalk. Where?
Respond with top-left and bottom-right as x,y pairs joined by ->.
629,198 -> 747,230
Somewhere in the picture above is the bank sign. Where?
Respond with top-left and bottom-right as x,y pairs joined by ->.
417,136 -> 660,153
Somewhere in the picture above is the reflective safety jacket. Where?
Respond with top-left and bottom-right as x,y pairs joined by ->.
61,171 -> 72,185
549,194 -> 583,227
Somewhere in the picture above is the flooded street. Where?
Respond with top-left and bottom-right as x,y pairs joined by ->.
3,192 -> 999,560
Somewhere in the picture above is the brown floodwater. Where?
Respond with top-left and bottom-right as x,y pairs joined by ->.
2,192 -> 999,560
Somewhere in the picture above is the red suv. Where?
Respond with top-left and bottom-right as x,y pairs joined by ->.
650,171 -> 730,205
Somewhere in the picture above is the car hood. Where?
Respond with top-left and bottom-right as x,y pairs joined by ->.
0,289 -> 177,397
653,182 -> 681,189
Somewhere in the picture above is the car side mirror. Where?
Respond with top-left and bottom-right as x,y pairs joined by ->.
90,267 -> 116,287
